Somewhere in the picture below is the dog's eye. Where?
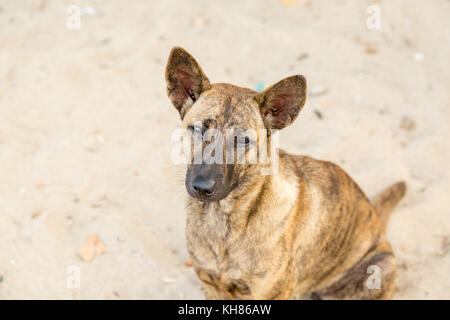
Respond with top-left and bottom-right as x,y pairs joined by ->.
237,136 -> 250,145
188,125 -> 203,135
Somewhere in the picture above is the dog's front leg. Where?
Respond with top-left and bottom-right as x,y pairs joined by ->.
201,282 -> 230,300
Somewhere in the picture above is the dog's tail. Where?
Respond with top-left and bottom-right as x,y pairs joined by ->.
373,181 -> 406,226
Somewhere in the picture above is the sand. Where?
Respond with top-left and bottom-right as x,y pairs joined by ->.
0,0 -> 449,299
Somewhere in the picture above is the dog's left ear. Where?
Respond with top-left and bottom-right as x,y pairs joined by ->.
165,47 -> 211,120
254,75 -> 307,130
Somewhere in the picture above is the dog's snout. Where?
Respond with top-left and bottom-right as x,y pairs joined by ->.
192,176 -> 216,197
186,164 -> 230,202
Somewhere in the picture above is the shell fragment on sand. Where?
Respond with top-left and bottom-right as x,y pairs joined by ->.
78,234 -> 108,262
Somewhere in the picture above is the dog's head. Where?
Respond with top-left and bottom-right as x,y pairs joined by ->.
166,47 -> 307,202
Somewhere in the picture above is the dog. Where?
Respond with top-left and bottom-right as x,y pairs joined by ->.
165,46 -> 406,299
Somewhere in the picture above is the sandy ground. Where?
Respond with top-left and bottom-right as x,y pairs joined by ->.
0,0 -> 449,299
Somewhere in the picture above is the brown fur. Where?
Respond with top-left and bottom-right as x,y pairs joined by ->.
165,47 -> 406,300
373,182 -> 406,225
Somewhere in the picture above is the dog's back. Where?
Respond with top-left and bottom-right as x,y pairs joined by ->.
282,152 -> 404,298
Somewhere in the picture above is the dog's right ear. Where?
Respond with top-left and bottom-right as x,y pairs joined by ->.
165,47 -> 211,120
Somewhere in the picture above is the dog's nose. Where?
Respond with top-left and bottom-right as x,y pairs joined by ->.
192,176 -> 216,197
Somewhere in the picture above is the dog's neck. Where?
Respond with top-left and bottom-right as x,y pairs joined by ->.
186,153 -> 300,240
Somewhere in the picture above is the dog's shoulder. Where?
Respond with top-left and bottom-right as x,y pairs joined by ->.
280,150 -> 371,205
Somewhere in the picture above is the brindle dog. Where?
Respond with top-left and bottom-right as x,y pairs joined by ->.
165,47 -> 406,300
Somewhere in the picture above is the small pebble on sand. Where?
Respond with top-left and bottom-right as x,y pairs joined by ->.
297,53 -> 309,61
163,277 -> 176,284
400,116 -> 416,131
314,110 -> 323,119
281,0 -> 297,7
255,82 -> 265,92
309,86 -> 327,97
413,53 -> 424,62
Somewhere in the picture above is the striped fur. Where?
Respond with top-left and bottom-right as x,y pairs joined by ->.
166,47 -> 406,300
